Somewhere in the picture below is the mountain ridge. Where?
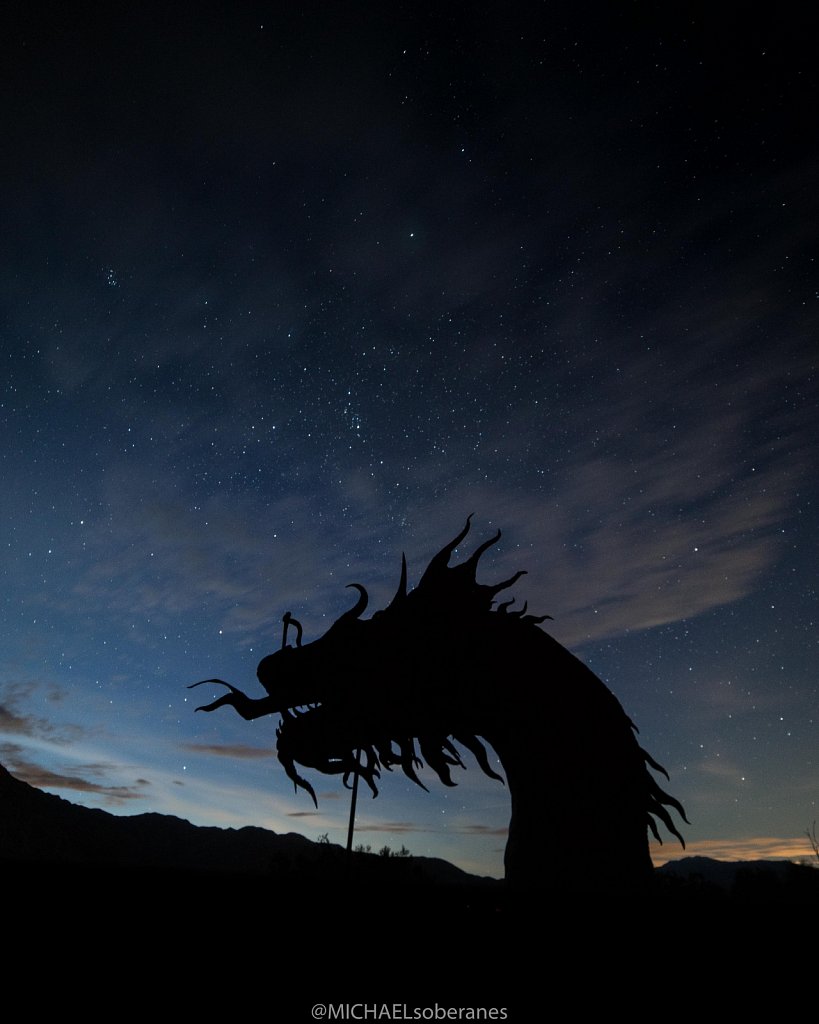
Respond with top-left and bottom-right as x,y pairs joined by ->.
0,760 -> 492,887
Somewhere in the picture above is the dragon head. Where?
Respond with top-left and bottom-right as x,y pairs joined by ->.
190,515 -> 536,805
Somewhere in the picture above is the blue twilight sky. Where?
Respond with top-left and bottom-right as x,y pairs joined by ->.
1,4 -> 817,877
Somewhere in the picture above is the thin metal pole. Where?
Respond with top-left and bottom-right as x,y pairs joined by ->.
345,748 -> 362,853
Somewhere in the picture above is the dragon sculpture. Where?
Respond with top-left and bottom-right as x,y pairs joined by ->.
191,517 -> 686,893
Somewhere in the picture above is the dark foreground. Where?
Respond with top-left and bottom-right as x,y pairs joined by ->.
4,755 -> 816,1008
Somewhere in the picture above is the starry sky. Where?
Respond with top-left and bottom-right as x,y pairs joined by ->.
1,5 -> 816,878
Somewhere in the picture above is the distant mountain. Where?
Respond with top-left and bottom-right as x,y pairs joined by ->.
0,761 -> 494,892
656,854 -> 819,903
659,855 -> 797,886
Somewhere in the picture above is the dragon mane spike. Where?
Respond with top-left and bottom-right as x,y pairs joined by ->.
523,613 -> 553,625
387,553 -> 408,610
419,737 -> 458,787
344,755 -> 380,798
419,515 -> 473,585
398,738 -> 429,792
640,746 -> 670,781
648,774 -> 689,825
453,733 -> 505,784
488,569 -> 527,597
463,528 -> 502,577
441,737 -> 466,768
279,751 -> 318,808
647,799 -> 686,847
330,583 -> 368,629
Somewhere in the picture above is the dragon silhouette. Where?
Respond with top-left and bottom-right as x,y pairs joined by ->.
191,517 -> 686,892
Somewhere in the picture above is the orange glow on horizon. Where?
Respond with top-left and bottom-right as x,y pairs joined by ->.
651,835 -> 818,865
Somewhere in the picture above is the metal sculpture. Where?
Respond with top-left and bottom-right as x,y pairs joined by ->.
191,517 -> 686,892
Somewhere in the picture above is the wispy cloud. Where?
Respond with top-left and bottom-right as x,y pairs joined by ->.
181,743 -> 274,760
357,820 -> 433,836
1,747 -> 148,803
0,702 -> 43,736
0,683 -> 84,743
457,824 -> 509,837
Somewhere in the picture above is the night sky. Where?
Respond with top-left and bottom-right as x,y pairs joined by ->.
2,5 -> 816,879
